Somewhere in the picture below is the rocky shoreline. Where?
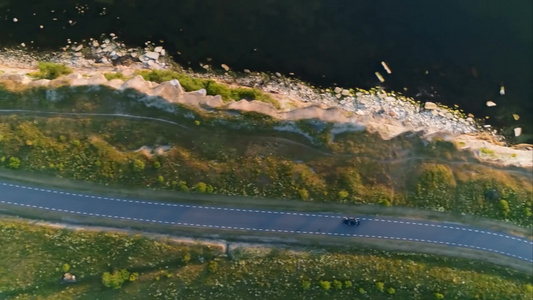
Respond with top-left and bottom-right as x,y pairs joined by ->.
0,35 -> 531,169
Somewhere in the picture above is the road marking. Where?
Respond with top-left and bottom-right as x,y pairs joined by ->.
1,182 -> 532,246
9,203 -> 524,263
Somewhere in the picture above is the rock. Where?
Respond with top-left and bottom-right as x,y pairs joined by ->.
424,102 -> 438,110
194,88 -> 207,96
92,40 -> 100,48
160,49 -> 166,56
514,127 -> 522,137
355,110 -> 366,115
28,79 -> 50,87
275,72 -> 282,78
130,52 -> 138,58
121,75 -> 151,93
512,114 -> 520,120
87,74 -> 107,85
334,87 -> 342,94
104,45 -> 117,52
154,46 -> 163,53
221,64 -> 230,71
73,44 -> 83,52
144,51 -> 160,60
486,101 -> 497,107
65,73 -> 83,80
73,52 -> 83,57
341,89 -> 351,96
335,94 -> 342,99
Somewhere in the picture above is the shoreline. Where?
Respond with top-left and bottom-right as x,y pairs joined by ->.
0,39 -> 532,169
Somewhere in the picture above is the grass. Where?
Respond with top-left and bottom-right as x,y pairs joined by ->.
134,69 -> 280,108
27,62 -> 72,80
103,72 -> 128,81
0,218 -> 530,299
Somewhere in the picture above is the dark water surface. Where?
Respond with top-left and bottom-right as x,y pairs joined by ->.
1,0 -> 532,142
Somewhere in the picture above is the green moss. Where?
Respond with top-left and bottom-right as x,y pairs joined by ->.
28,62 -> 72,80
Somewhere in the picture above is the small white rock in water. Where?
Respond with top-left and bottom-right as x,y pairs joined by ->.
154,46 -> 163,53
513,114 -> 520,120
39,25 -> 44,29
514,127 -> 522,137
221,64 -> 230,71
375,72 -> 385,82
381,61 -> 392,74
20,42 -> 26,47
500,85 -> 505,95
486,101 -> 497,107
13,18 -> 18,22
243,69 -> 251,74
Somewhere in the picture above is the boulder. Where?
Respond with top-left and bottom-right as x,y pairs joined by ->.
154,46 -> 163,53
424,102 -> 438,110
87,74 -> 107,85
121,75 -> 151,93
334,87 -> 342,94
0,73 -> 31,84
341,89 -> 351,96
514,127 -> 522,137
144,51 -> 160,60
150,81 -> 184,100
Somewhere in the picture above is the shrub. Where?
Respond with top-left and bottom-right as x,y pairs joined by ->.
344,280 -> 353,288
358,287 -> 366,294
337,190 -> 349,200
376,281 -> 385,292
181,252 -> 191,264
500,199 -> 510,217
333,280 -> 343,290
208,260 -> 219,273
301,280 -> 311,291
298,188 -> 310,200
29,62 -> 72,79
101,269 -> 132,289
132,159 -> 145,172
319,280 -> 331,291
387,287 -> 396,294
104,72 -> 127,81
7,157 -> 21,169
129,272 -> 139,282
62,263 -> 70,272
434,292 -> 445,299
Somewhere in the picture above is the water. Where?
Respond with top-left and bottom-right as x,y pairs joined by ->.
1,0 -> 531,143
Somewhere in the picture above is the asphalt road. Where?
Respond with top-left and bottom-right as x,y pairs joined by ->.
1,181 -> 532,263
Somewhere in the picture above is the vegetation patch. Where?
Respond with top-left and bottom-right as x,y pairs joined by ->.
0,219 -> 529,299
27,62 -> 73,80
134,69 -> 279,107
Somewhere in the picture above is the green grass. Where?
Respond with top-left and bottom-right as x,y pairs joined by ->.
27,62 -> 73,80
134,69 -> 280,107
0,218 -> 530,299
103,72 -> 128,81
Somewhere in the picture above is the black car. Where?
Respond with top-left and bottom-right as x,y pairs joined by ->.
343,217 -> 360,226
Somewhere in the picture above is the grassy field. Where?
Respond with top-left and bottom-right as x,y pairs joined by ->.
0,83 -> 531,228
0,218 -> 530,300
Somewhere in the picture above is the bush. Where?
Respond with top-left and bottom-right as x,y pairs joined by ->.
104,72 -> 127,81
344,280 -> 352,288
376,281 -> 385,292
7,157 -> 21,169
30,62 -> 72,79
337,190 -> 349,200
208,260 -> 219,273
182,252 -> 191,264
387,287 -> 396,294
101,269 -> 132,289
132,159 -> 145,172
319,280 -> 331,291
62,263 -> 70,272
301,280 -> 311,291
434,292 -> 445,299
500,199 -> 510,217
129,272 -> 139,282
298,188 -> 310,200
333,280 -> 343,290
195,182 -> 207,193
358,287 -> 366,294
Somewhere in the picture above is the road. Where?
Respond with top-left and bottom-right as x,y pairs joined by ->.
0,181 -> 532,263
